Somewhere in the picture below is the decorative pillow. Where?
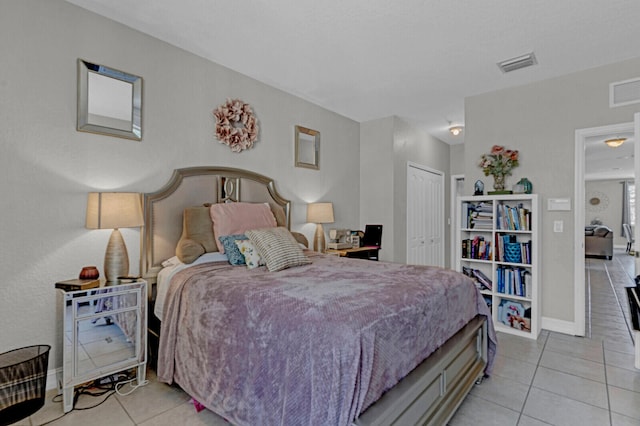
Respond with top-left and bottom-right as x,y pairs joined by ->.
176,206 -> 218,263
218,234 -> 249,265
593,226 -> 611,237
176,238 -> 205,264
246,227 -> 311,272
210,203 -> 277,254
290,231 -> 309,248
235,239 -> 265,269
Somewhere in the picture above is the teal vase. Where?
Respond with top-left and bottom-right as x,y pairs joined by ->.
518,178 -> 532,194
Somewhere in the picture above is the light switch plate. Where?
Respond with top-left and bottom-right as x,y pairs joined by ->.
554,220 -> 563,232
548,198 -> 571,211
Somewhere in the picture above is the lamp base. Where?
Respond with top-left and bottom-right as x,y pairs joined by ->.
104,228 -> 129,282
313,224 -> 326,252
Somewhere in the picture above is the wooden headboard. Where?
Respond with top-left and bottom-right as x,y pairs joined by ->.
140,166 -> 291,284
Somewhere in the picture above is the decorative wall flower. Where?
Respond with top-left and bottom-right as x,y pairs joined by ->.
213,99 -> 259,152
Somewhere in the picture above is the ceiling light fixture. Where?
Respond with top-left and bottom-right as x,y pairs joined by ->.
604,137 -> 626,148
449,126 -> 464,136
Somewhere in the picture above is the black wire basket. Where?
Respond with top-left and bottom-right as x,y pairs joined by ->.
0,345 -> 51,426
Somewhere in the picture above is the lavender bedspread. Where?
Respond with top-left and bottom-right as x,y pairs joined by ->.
158,252 -> 496,425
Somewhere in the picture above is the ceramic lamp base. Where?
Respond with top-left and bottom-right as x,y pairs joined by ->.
313,223 -> 326,252
104,228 -> 129,282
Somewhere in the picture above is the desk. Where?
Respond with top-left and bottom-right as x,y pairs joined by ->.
325,246 -> 380,260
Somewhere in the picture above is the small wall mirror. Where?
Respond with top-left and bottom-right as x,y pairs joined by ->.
77,59 -> 142,140
295,125 -> 320,170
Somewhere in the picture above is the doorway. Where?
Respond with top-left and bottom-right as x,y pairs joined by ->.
406,162 -> 445,267
450,174 -> 465,268
574,121 -> 635,336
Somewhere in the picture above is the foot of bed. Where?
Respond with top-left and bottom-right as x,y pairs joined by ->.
475,374 -> 488,385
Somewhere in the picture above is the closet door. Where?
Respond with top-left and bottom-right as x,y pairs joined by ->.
407,163 -> 444,267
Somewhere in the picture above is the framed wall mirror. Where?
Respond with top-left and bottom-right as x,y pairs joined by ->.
77,59 -> 143,140
295,125 -> 320,170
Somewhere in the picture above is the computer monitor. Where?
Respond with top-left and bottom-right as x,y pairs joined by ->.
362,224 -> 383,248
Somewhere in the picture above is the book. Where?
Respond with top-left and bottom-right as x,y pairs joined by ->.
472,269 -> 493,290
55,278 -> 100,291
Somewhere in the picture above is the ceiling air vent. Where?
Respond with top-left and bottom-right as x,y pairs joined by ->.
497,52 -> 537,73
610,77 -> 640,107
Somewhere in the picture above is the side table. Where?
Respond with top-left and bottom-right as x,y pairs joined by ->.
56,279 -> 147,412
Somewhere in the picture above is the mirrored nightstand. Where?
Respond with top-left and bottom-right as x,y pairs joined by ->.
56,280 -> 147,412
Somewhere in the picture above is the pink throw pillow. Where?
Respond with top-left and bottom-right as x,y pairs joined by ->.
210,202 -> 277,253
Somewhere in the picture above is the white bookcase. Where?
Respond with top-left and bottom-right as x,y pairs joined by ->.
455,194 -> 540,339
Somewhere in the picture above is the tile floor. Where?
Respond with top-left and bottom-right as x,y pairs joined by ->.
449,249 -> 640,426
18,250 -> 640,425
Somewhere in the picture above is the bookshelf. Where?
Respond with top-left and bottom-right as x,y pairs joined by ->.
456,194 -> 540,339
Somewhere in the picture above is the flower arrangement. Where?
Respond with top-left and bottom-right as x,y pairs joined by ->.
479,145 -> 519,191
213,98 -> 259,152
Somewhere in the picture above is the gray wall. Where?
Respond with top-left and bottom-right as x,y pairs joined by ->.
0,0 -> 360,370
465,57 -> 640,327
360,117 -> 451,265
450,144 -> 465,176
360,117 -> 395,260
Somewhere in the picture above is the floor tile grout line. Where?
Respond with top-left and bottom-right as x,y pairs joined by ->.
585,259 -> 591,339
602,339 -> 613,426
602,261 -> 635,343
515,331 -> 549,425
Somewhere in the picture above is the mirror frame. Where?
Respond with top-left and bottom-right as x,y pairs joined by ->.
77,59 -> 143,140
294,125 -> 320,170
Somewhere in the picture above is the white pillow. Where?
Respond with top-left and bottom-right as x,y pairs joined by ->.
246,227 -> 311,272
235,239 -> 265,269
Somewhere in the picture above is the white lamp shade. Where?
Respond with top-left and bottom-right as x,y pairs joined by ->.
86,192 -> 144,229
306,202 -> 334,224
86,192 -> 143,282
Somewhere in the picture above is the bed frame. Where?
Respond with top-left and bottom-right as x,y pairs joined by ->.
141,166 -> 488,426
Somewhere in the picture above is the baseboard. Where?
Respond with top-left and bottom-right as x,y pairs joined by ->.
541,317 -> 578,336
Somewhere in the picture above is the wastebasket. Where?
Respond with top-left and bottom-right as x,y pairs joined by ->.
0,345 -> 50,426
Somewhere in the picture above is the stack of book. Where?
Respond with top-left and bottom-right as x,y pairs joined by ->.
495,266 -> 531,297
55,278 -> 100,291
461,201 -> 494,229
462,266 -> 493,291
497,203 -> 531,231
461,236 -> 492,260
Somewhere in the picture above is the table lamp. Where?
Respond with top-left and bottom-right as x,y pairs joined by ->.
306,202 -> 334,252
86,192 -> 144,282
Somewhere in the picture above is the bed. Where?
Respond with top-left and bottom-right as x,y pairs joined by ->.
141,166 -> 496,426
